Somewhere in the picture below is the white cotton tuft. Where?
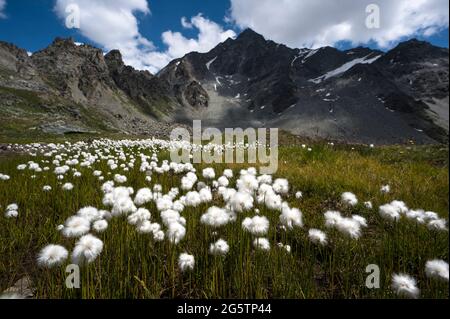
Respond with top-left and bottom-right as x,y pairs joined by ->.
202,167 -> 215,180
167,222 -> 186,244
134,188 -> 153,206
229,191 -> 254,213
76,207 -> 102,223
199,187 -> 213,203
62,183 -> 74,191
156,196 -> 173,211
184,191 -> 202,207
381,184 -> 391,194
242,216 -> 270,236
209,239 -> 230,256
425,259 -> 449,281
223,169 -> 233,178
128,208 -> 151,225
280,206 -> 303,229
217,176 -> 229,187
352,215 -> 368,228
308,229 -> 327,246
379,204 -> 400,221
237,174 -> 259,193
253,238 -> 270,251
63,216 -> 90,238
200,206 -> 230,228
71,234 -> 104,264
92,220 -> 108,233
341,192 -> 358,206
427,218 -> 448,231
178,253 -> 195,272
37,244 -> 68,268
273,178 -> 289,194
335,218 -> 362,239
391,273 -> 420,299
364,201 -> 373,209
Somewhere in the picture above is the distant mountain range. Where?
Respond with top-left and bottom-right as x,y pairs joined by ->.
0,29 -> 448,143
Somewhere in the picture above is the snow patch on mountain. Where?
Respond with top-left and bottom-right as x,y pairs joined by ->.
309,54 -> 382,84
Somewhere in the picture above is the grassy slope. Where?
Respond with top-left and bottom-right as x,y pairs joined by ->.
0,141 -> 448,299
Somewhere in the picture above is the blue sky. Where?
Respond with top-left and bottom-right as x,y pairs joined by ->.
0,0 -> 448,72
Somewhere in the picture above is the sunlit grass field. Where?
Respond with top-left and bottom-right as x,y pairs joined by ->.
0,139 -> 448,299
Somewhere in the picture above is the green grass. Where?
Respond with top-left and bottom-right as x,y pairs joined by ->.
0,140 -> 448,299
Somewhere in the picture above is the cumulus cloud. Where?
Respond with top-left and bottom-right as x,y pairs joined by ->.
54,0 -> 154,70
229,0 -> 449,48
0,0 -> 6,18
54,1 -> 235,73
159,14 -> 236,62
143,14 -> 236,72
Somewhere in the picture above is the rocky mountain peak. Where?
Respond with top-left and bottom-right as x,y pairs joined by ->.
236,28 -> 266,42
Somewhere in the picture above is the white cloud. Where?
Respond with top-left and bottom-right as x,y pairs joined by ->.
160,14 -> 236,61
54,0 -> 156,70
229,0 -> 449,48
54,1 -> 235,73
0,0 -> 6,18
144,14 -> 236,72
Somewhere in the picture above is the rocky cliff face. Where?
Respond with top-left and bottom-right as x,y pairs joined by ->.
0,38 -> 175,138
158,29 -> 448,144
104,50 -> 174,119
0,30 -> 448,144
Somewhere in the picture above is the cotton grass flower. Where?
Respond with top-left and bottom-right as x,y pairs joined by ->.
202,167 -> 215,179
217,176 -> 229,187
5,205 -> 18,218
335,218 -> 362,239
71,234 -> 104,264
229,191 -> 254,213
364,201 -> 373,209
352,215 -> 368,228
223,169 -> 233,178
380,184 -> 391,194
242,216 -> 270,236
77,207 -> 103,222
62,183 -> 74,191
391,273 -> 420,299
308,229 -> 328,246
341,192 -> 358,206
37,244 -> 68,268
184,191 -> 202,207
178,253 -> 195,272
167,222 -> 186,244
136,220 -> 153,234
200,206 -> 230,227
379,203 -> 403,221
425,259 -> 449,281
134,188 -> 153,206
427,219 -> 448,231
272,178 -> 289,194
92,220 -> 108,233
253,238 -> 270,251
63,216 -> 90,238
209,239 -> 230,256
114,174 -> 127,184
128,208 -> 151,225
199,187 -> 213,203
279,206 -> 303,229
